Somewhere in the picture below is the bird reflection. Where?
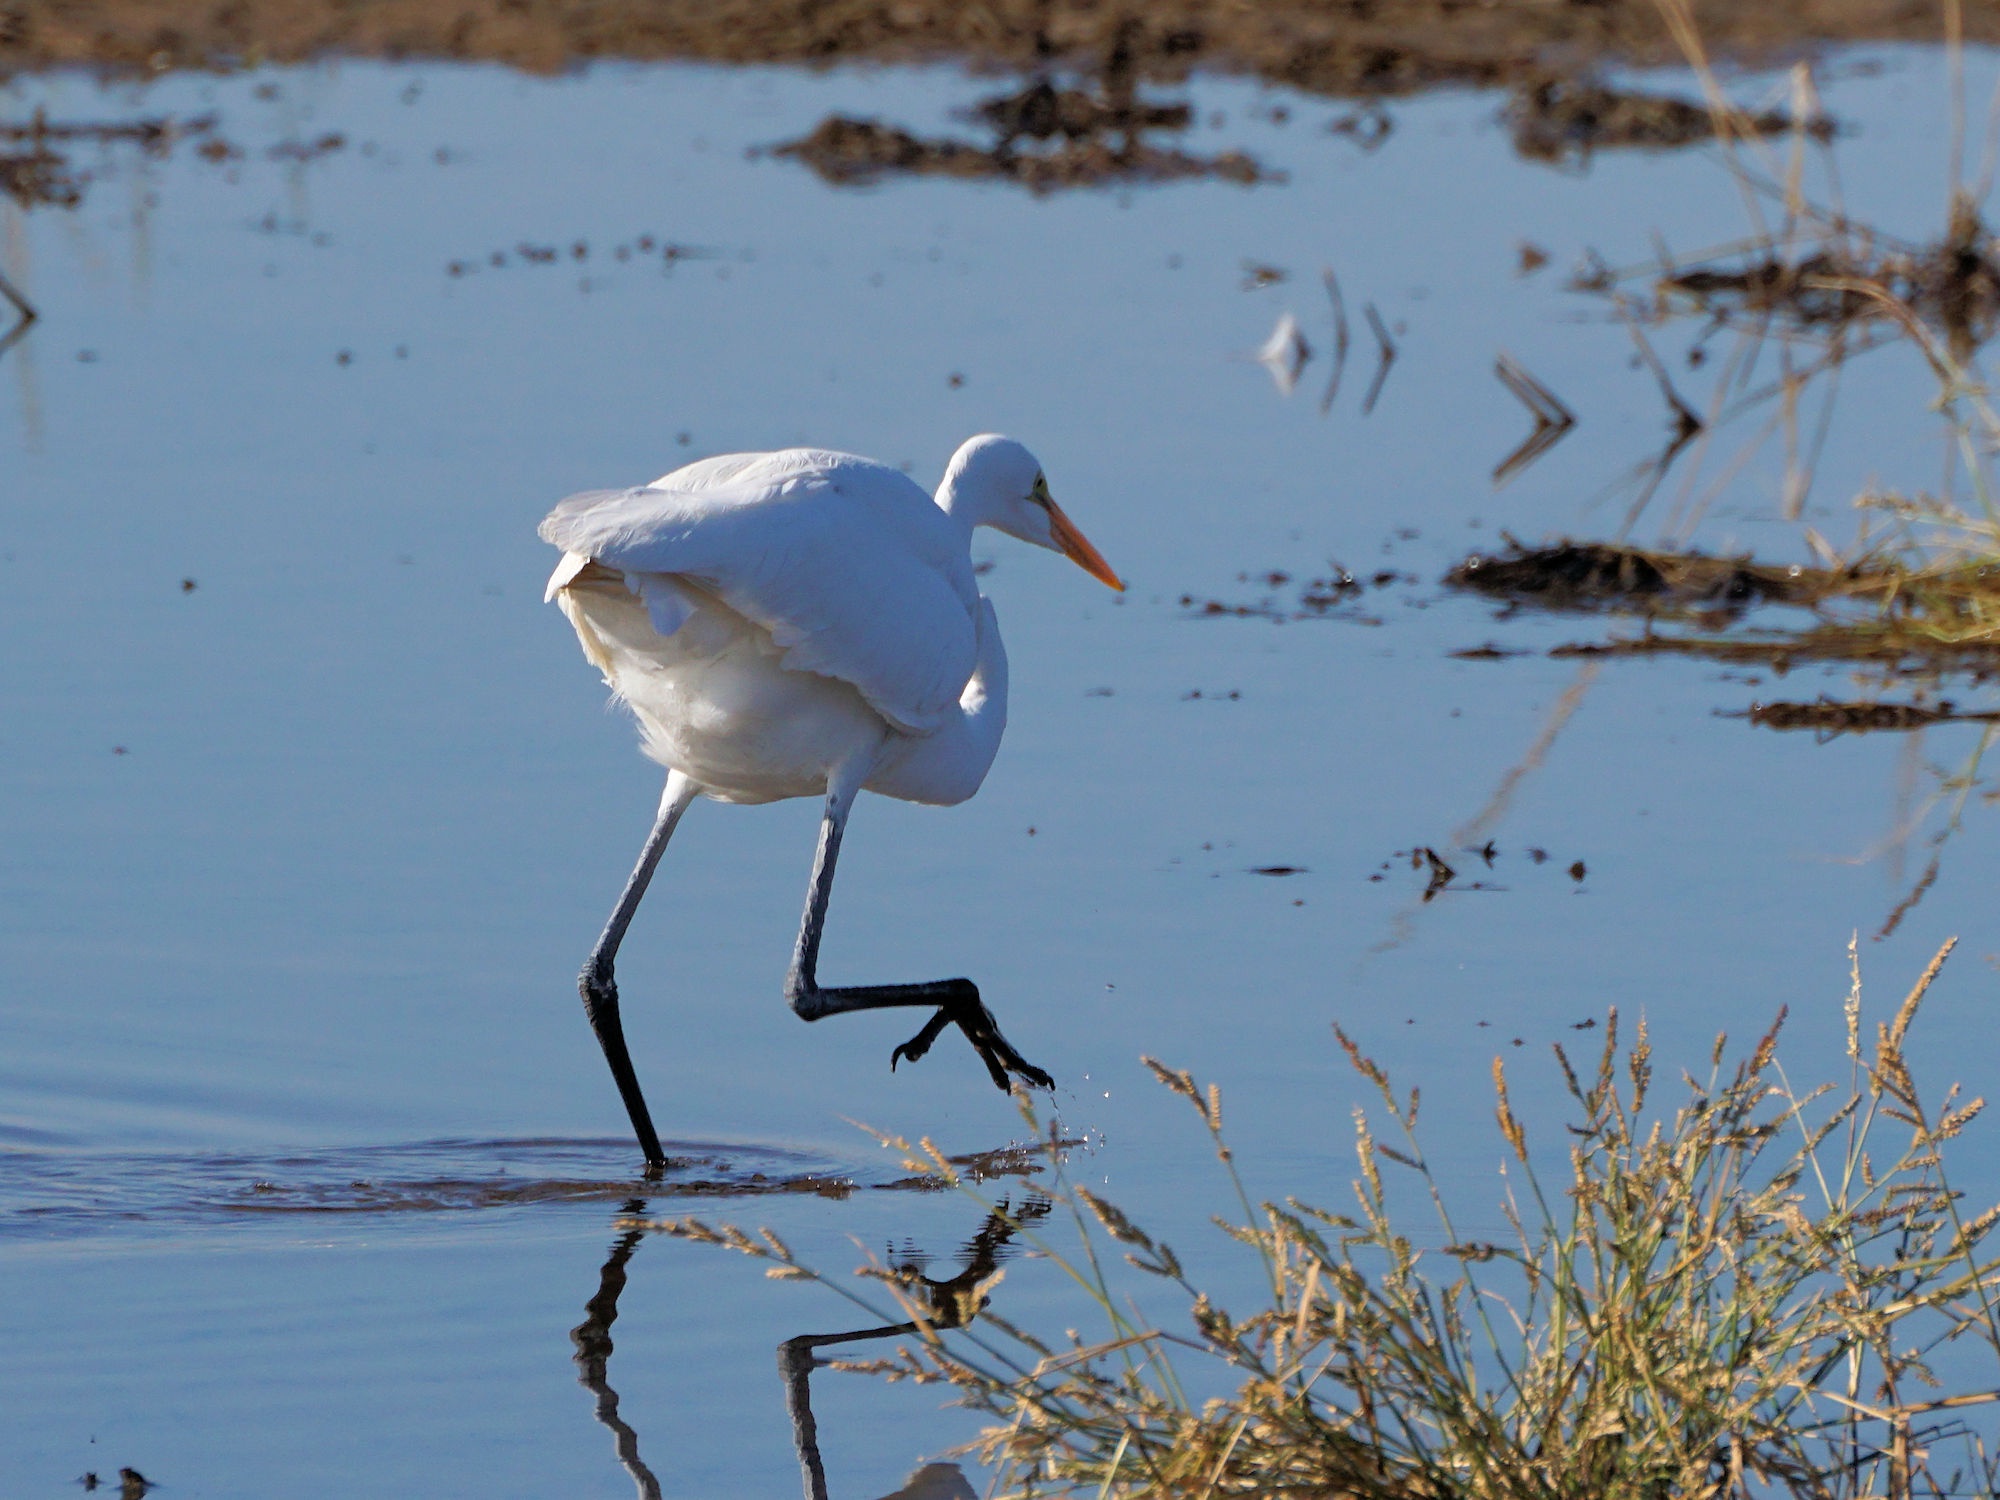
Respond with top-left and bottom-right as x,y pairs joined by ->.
780,1199 -> 1051,1500
569,1197 -> 1048,1500
570,1200 -> 663,1500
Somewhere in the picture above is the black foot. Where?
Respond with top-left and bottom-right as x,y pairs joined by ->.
890,982 -> 1054,1092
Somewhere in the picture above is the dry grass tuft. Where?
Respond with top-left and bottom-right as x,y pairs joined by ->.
641,942 -> 2000,1500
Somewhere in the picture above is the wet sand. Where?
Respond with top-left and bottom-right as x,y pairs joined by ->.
2,0 -> 1994,87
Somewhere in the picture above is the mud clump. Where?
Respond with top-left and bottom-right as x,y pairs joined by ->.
772,113 -> 1265,189
974,78 -> 1191,144
1507,75 -> 1830,162
1447,541 -> 1811,616
0,144 -> 76,206
1744,698 -> 1992,735
771,75 -> 1265,189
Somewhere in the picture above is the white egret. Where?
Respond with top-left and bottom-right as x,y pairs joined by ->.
541,434 -> 1124,1166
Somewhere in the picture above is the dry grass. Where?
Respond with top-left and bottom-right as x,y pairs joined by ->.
634,941 -> 2000,1500
1475,43 -> 2000,665
1445,534 -> 2000,664
1556,0 -> 2000,602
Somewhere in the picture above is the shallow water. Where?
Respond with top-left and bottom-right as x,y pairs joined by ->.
6,48 -> 2000,1494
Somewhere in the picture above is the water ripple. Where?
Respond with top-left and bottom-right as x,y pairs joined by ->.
0,1135 -> 926,1239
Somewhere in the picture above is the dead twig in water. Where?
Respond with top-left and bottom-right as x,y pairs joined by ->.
1360,302 -> 1397,415
0,264 -> 34,321
1595,307 -> 1706,538
1418,846 -> 1457,901
1626,315 -> 1704,446
1319,267 -> 1350,414
1492,351 -> 1578,484
0,265 -> 36,359
1876,722 -> 1997,941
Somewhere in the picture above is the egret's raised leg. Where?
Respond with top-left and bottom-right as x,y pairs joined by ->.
784,768 -> 1053,1092
581,770 -> 701,1168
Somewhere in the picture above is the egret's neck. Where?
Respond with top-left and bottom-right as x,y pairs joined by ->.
935,466 -> 998,533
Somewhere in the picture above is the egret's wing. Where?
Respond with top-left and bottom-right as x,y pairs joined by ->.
540,470 -> 976,734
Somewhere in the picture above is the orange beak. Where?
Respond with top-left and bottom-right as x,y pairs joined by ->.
1047,501 -> 1125,592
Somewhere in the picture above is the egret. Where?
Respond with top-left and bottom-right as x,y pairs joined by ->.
541,434 -> 1124,1166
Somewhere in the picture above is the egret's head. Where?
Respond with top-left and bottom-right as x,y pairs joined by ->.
943,434 -> 1124,591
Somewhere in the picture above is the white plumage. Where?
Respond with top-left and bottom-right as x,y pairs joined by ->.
542,443 -> 1025,806
540,434 -> 1123,1165
543,446 -> 982,732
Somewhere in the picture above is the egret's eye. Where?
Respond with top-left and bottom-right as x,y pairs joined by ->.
1030,472 -> 1053,506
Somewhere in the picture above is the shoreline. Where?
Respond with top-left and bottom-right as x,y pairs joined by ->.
2,1 -> 1994,91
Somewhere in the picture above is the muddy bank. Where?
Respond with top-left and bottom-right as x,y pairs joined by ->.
2,0 -> 1994,88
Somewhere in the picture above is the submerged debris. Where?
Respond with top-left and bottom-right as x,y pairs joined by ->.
448,236 -> 720,278
0,145 -> 76,207
0,113 -> 208,149
1448,541 -> 1811,616
1545,631 -> 2000,672
1507,76 -> 1829,163
769,113 -> 1266,189
1740,698 -> 2000,736
0,110 -> 218,209
1417,846 -> 1456,901
1656,200 -> 2000,352
267,131 -> 346,162
1180,566 -> 1368,622
1375,843 -> 1578,902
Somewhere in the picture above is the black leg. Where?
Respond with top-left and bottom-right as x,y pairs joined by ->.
783,774 -> 1052,1092
570,1221 -> 664,1500
580,771 -> 699,1168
